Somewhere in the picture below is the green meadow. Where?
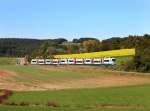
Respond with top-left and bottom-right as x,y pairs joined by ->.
0,57 -> 150,111
1,85 -> 150,111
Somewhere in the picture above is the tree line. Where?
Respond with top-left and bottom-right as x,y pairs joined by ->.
0,38 -> 67,57
129,34 -> 150,72
0,34 -> 150,72
0,36 -> 144,57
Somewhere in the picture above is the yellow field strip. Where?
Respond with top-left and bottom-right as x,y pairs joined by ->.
54,49 -> 135,59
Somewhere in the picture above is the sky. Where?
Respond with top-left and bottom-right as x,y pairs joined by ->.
0,0 -> 149,40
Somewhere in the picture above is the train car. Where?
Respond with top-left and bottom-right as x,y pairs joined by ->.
84,59 -> 92,64
31,59 -> 38,65
92,58 -> 103,65
110,58 -> 116,65
52,59 -> 59,65
67,58 -> 76,64
75,58 -> 84,64
31,57 -> 116,65
38,59 -> 45,65
59,58 -> 68,64
103,58 -> 116,65
45,59 -> 52,65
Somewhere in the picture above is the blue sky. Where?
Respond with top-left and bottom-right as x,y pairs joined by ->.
0,0 -> 149,40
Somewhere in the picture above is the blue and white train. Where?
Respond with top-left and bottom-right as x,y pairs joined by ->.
31,58 -> 116,65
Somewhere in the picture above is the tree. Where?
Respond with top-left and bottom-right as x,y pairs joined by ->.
82,40 -> 100,52
134,36 -> 150,72
40,41 -> 50,54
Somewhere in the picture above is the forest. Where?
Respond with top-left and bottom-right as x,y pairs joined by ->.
0,34 -> 150,72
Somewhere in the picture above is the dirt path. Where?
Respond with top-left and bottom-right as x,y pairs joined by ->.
0,70 -> 17,78
40,74 -> 150,90
0,68 -> 150,91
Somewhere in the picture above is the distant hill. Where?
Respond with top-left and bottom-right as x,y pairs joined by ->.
0,34 -> 150,57
0,38 -> 67,57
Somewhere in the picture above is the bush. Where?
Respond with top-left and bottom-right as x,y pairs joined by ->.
47,101 -> 58,107
123,60 -> 135,71
5,102 -> 17,106
19,102 -> 29,106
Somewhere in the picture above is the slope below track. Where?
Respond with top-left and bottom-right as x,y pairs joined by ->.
0,65 -> 150,91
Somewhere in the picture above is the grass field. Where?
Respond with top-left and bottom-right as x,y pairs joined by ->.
1,84 -> 150,111
0,57 -> 150,111
115,56 -> 133,65
0,56 -> 149,91
54,48 -> 135,58
0,57 -> 16,65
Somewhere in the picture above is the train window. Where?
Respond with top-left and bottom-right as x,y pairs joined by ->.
77,61 -> 82,63
112,59 -> 116,62
86,60 -> 91,62
104,60 -> 109,62
94,61 -> 99,63
69,60 -> 74,62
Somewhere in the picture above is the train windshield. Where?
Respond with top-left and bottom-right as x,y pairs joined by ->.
112,59 -> 116,62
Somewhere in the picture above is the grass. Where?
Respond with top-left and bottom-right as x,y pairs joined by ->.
0,57 -> 16,65
1,57 -> 150,111
1,84 -> 150,111
0,106 -> 148,111
54,48 -> 135,58
116,56 -> 133,65
6,85 -> 150,105
0,58 -> 111,83
0,65 -> 107,83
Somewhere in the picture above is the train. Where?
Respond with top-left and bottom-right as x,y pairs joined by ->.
31,58 -> 116,65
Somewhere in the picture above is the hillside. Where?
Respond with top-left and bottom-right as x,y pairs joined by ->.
0,34 -> 149,58
54,49 -> 135,58
0,58 -> 150,111
0,38 -> 67,57
0,57 -> 149,91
